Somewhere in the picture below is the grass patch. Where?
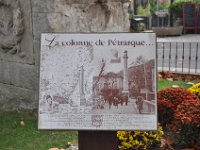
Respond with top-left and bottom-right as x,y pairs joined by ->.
0,110 -> 77,150
158,79 -> 195,91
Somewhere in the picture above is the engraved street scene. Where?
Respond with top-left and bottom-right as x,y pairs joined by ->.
92,50 -> 156,115
39,33 -> 157,130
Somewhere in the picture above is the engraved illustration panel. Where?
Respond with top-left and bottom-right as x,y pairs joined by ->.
39,33 -> 157,130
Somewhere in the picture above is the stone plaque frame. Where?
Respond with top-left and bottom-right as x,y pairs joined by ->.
38,33 -> 157,130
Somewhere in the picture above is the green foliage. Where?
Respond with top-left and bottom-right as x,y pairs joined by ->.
136,22 -> 146,31
169,1 -> 183,19
117,124 -> 164,150
178,0 -> 200,3
149,0 -> 158,15
158,3 -> 170,11
128,13 -> 134,19
137,3 -> 151,16
175,123 -> 200,147
169,0 -> 200,19
0,110 -> 78,150
194,0 -> 200,3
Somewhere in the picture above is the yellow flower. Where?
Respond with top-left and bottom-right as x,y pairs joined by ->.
188,82 -> 200,98
118,123 -> 164,150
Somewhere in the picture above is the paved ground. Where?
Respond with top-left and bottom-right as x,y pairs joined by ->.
92,98 -> 139,114
157,34 -> 200,42
92,98 -> 154,114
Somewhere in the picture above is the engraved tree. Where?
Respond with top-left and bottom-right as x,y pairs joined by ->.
93,58 -> 106,91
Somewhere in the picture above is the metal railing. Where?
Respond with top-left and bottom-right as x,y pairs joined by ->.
157,42 -> 200,74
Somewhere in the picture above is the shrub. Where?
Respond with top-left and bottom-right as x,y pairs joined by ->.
175,98 -> 200,126
157,87 -> 198,125
188,82 -> 200,99
117,124 -> 164,150
175,123 -> 200,147
172,98 -> 200,146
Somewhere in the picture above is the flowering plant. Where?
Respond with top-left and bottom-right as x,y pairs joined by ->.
175,98 -> 200,126
157,87 -> 200,147
157,88 -> 198,125
171,97 -> 200,147
188,82 -> 200,99
117,124 -> 164,150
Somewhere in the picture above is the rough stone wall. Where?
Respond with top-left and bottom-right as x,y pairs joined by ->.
0,0 -> 129,110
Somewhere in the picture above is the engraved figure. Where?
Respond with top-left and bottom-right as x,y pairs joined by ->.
136,96 -> 144,114
0,0 -> 25,57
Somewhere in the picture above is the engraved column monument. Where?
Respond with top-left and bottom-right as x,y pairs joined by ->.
122,50 -> 129,105
79,65 -> 86,106
122,50 -> 129,93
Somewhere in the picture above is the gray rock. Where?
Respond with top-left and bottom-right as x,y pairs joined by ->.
0,60 -> 38,90
0,83 -> 36,110
0,0 -> 129,110
0,0 -> 34,64
32,2 -> 129,40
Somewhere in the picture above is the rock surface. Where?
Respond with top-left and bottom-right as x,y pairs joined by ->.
0,0 -> 129,110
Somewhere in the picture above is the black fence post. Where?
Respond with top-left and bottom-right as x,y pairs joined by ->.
162,42 -> 165,72
175,42 -> 178,72
182,43 -> 185,73
195,43 -> 199,74
169,43 -> 171,71
189,43 -> 191,73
